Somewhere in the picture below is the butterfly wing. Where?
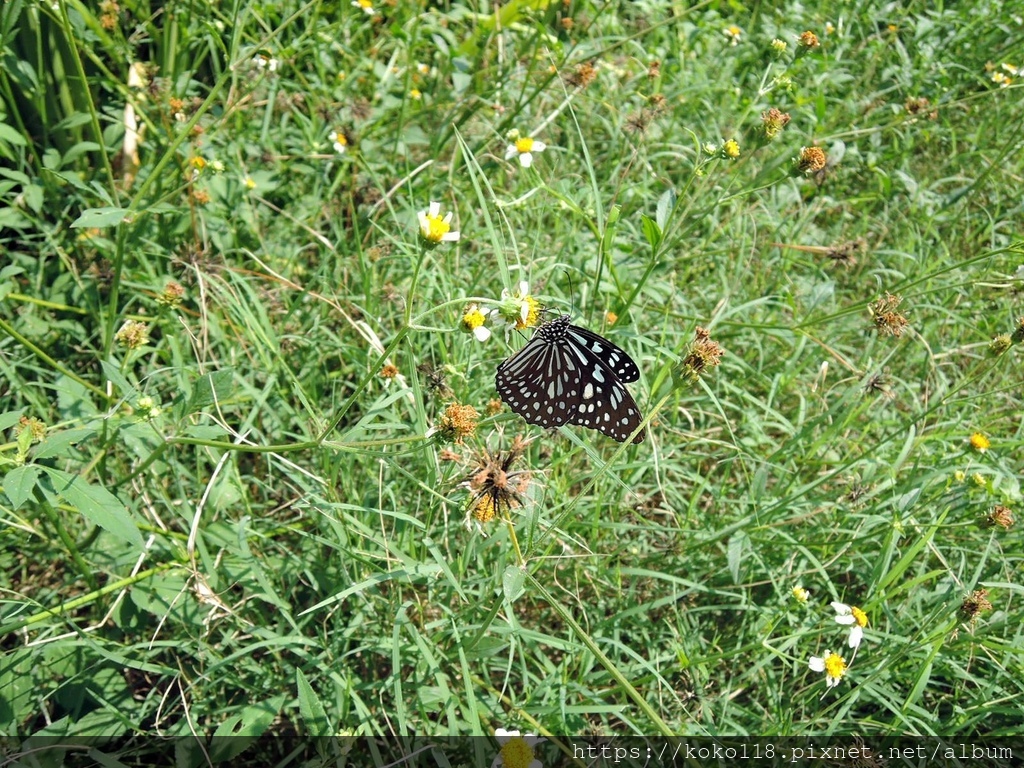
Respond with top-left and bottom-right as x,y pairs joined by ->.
560,346 -> 645,443
565,324 -> 641,383
495,333 -> 576,431
496,317 -> 645,443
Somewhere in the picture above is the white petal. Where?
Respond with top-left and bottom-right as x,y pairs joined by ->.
517,280 -> 530,296
473,325 -> 491,342
519,152 -> 533,167
808,656 -> 825,672
442,231 -> 460,242
848,626 -> 863,648
834,614 -> 855,626
428,201 -> 441,217
826,675 -> 841,688
442,211 -> 453,224
495,729 -> 519,743
505,144 -> 518,159
417,212 -> 430,234
531,141 -> 546,152
831,601 -> 851,615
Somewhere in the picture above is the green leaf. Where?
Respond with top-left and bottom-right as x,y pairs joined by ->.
727,531 -> 748,584
0,409 -> 27,432
640,213 -> 661,250
187,370 -> 235,413
656,187 -> 676,231
71,207 -> 130,229
296,668 -> 332,737
0,121 -> 28,148
63,141 -> 102,165
100,360 -> 137,399
34,427 -> 97,459
3,465 -> 41,509
210,698 -> 283,761
43,167 -> 94,195
601,204 -> 621,254
502,564 -> 525,603
17,426 -> 32,457
55,374 -> 99,418
41,467 -> 143,547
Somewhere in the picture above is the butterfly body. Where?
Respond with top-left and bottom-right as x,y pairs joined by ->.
495,315 -> 645,443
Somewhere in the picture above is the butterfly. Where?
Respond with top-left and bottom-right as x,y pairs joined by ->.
495,315 -> 645,443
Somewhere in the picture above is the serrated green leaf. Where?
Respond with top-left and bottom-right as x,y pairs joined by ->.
296,668 -> 332,737
42,467 -> 143,547
34,427 -> 97,459
55,374 -> 99,418
187,370 -> 235,413
4,465 -> 41,509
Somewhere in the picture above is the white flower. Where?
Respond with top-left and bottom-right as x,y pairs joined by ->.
808,650 -> 846,688
723,25 -> 742,45
252,54 -> 279,72
417,201 -> 460,244
328,130 -> 348,154
504,136 -> 547,168
461,304 -> 496,342
498,281 -> 541,331
351,0 -> 374,14
831,601 -> 868,649
492,729 -> 544,768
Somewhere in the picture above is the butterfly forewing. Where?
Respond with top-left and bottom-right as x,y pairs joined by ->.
565,325 -> 640,382
495,315 -> 645,443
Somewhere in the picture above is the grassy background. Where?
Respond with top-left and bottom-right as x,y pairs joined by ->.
2,0 -> 1023,761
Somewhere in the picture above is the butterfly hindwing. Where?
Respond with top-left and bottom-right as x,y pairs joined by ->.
495,315 -> 645,443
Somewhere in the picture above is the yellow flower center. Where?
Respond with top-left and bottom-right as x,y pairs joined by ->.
462,307 -> 486,330
423,213 -> 451,242
724,139 -> 740,158
516,296 -> 541,329
357,0 -> 372,8
792,586 -> 810,603
969,433 -> 990,452
726,25 -> 741,37
472,494 -> 496,523
334,132 -> 347,146
851,606 -> 868,628
515,137 -> 535,154
824,652 -> 846,680
499,737 -> 535,768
